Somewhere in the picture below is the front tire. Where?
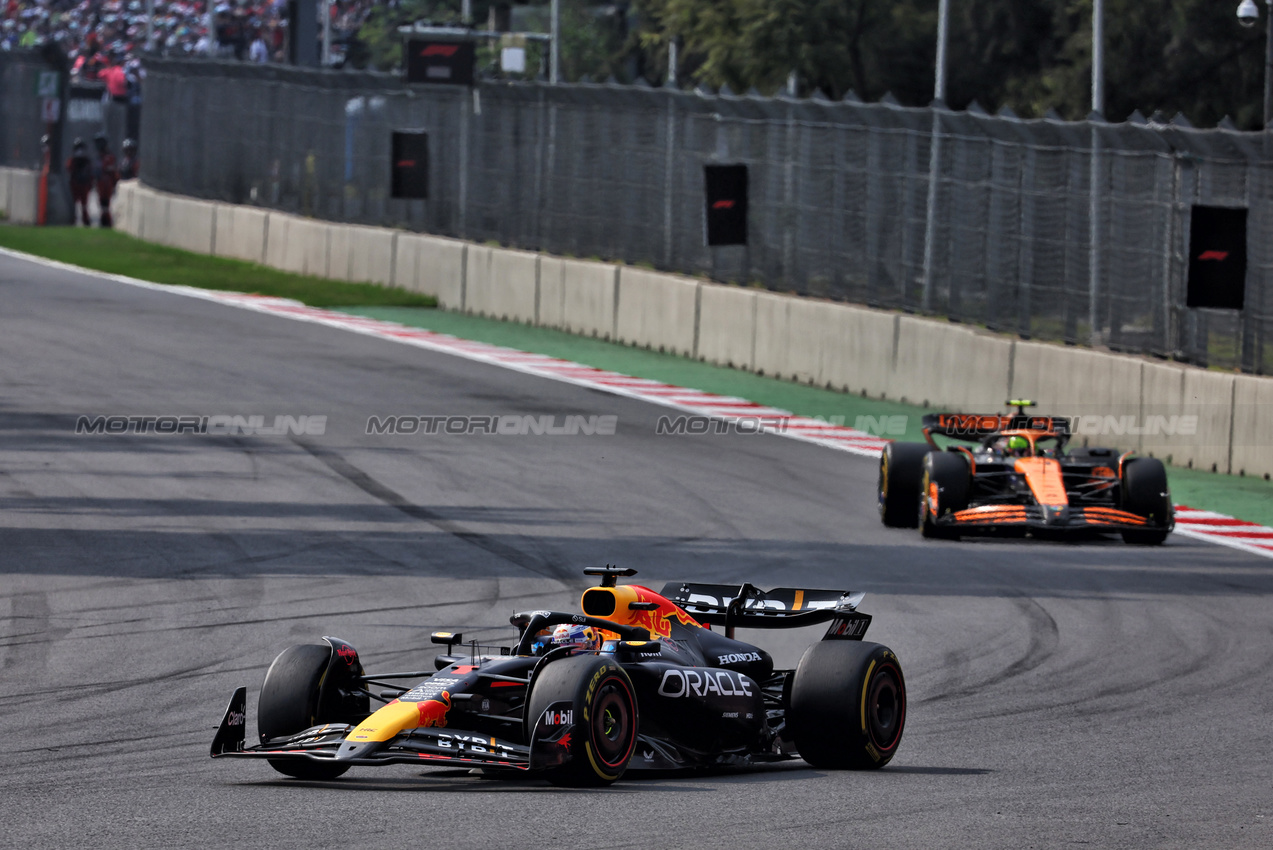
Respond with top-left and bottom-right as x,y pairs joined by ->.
920,451 -> 969,539
1120,457 -> 1172,545
526,655 -> 638,787
879,442 -> 929,528
789,641 -> 906,769
258,644 -> 350,780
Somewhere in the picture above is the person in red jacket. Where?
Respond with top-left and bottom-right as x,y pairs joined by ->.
93,134 -> 118,228
66,138 -> 93,226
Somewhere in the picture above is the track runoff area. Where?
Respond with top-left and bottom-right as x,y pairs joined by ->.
13,246 -> 1269,561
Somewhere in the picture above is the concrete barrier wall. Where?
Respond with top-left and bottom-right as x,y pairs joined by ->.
4,167 -> 38,225
329,223 -> 395,283
115,180 -> 138,236
393,232 -> 466,308
213,203 -> 269,265
697,284 -> 757,371
1233,375 -> 1273,480
616,267 -> 699,356
466,245 -> 538,323
0,168 -> 11,218
559,259 -> 617,339
893,318 -> 1015,411
99,184 -> 1273,482
137,188 -> 169,243
164,195 -> 217,255
264,211 -> 332,278
347,226 -> 396,286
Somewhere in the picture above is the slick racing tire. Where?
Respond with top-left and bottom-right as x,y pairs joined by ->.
527,655 -> 638,787
920,451 -> 969,539
879,442 -> 929,528
789,641 -> 906,770
258,644 -> 350,781
1120,456 -> 1171,545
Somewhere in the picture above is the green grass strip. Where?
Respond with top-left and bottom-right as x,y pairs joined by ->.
347,306 -> 1273,528
0,226 -> 436,308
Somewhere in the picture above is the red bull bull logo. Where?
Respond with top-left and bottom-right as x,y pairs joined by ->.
416,692 -> 452,728
626,588 -> 701,639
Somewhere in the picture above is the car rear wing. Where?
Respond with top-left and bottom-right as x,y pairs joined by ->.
659,581 -> 871,640
922,412 -> 1072,442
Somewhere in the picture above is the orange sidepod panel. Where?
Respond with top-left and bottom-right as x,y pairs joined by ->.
581,585 -> 702,639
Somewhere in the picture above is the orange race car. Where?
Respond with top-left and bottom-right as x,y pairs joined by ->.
878,401 -> 1173,544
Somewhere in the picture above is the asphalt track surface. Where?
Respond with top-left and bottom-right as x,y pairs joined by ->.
1,251 -> 1270,849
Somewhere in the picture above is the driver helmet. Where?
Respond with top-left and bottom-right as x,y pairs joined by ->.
1007,435 -> 1030,456
551,623 -> 601,652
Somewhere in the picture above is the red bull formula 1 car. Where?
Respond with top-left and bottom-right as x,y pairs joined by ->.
878,401 -> 1173,544
210,567 -> 906,785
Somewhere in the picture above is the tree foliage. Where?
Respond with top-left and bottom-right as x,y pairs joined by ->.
353,0 -> 1273,127
633,0 -> 1273,128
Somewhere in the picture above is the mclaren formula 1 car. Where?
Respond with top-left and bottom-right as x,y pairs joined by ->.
211,567 -> 906,785
878,401 -> 1173,544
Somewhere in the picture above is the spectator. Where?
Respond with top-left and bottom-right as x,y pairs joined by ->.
92,132 -> 117,227
102,56 -> 128,101
248,27 -> 268,63
66,137 -> 93,226
4,0 -> 378,79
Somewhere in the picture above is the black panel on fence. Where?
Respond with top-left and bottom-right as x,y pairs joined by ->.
391,131 -> 429,199
287,0 -> 319,67
405,40 -> 475,85
1187,205 -> 1247,310
704,164 -> 748,246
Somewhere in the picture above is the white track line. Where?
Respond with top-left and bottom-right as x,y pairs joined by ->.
6,245 -> 1270,559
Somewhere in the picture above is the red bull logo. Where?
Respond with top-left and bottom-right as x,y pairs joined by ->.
416,692 -> 452,728
625,587 -> 701,639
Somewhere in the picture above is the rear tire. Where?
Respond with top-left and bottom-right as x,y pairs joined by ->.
920,451 -> 969,539
527,655 -> 638,787
879,442 -> 929,528
789,641 -> 906,769
1120,457 -> 1172,545
258,644 -> 350,780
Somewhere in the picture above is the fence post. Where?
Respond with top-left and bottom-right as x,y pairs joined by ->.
782,99 -> 796,286
1088,120 -> 1103,346
1017,146 -> 1037,338
921,108 -> 943,311
662,91 -> 675,268
532,88 -> 545,250
458,88 -> 470,238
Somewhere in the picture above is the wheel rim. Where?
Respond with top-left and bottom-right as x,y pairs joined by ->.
920,471 -> 932,524
590,679 -> 633,768
865,663 -> 904,753
878,455 -> 888,515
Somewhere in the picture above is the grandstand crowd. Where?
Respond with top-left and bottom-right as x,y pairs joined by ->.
1,0 -> 376,84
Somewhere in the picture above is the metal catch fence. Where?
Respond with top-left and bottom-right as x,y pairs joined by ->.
11,54 -> 1273,373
